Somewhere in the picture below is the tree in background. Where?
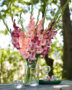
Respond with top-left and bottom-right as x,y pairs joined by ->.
60,0 -> 72,80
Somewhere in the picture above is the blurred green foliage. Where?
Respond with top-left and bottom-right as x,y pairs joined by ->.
0,48 -> 25,84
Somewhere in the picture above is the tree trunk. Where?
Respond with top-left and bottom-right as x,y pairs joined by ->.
60,0 -> 72,80
45,55 -> 53,76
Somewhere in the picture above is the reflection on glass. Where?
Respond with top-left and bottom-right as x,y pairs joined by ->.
52,75 -> 60,80
43,66 -> 51,80
13,80 -> 23,89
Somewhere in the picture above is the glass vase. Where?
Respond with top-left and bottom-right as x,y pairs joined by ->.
24,60 -> 39,86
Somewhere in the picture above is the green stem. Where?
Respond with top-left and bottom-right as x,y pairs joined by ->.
42,1 -> 48,28
19,12 -> 25,32
2,18 -> 11,34
25,61 -> 37,85
31,1 -> 33,17
34,10 -> 40,36
36,10 -> 40,29
25,66 -> 31,84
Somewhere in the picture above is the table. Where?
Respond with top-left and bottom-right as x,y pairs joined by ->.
0,81 -> 72,90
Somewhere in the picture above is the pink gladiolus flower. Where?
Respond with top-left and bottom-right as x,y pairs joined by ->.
11,17 -> 57,61
11,21 -> 21,49
26,17 -> 35,38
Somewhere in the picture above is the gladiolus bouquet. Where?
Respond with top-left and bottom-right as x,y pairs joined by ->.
11,17 -> 57,61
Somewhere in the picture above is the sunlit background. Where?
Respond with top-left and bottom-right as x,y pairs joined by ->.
0,0 -> 72,84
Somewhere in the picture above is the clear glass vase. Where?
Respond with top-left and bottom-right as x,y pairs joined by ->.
24,60 -> 39,86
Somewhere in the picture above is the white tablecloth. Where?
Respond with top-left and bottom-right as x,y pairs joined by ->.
0,80 -> 72,90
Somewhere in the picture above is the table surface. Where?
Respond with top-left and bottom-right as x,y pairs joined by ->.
0,81 -> 72,90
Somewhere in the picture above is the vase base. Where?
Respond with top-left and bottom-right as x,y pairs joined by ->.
24,83 -> 39,87
30,83 -> 39,87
